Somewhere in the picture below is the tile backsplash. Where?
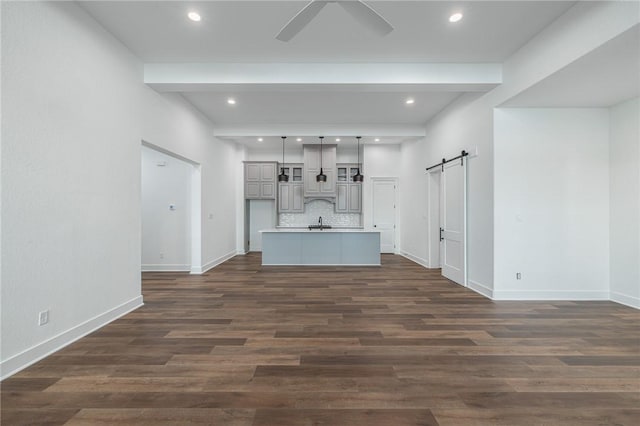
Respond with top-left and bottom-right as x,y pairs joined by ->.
279,199 -> 361,228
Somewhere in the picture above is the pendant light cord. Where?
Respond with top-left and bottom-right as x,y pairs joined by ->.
319,136 -> 324,171
281,136 -> 286,172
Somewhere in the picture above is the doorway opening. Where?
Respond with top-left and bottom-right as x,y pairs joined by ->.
141,142 -> 202,273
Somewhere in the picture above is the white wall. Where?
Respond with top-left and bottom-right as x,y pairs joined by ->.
398,1 -> 638,298
363,144 -> 401,232
139,94 -> 238,273
400,93 -> 495,294
1,1 -> 239,378
399,137 -> 429,267
141,146 -> 192,271
609,97 -> 640,308
494,108 -> 610,299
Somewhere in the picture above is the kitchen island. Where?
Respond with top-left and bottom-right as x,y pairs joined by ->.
260,229 -> 380,266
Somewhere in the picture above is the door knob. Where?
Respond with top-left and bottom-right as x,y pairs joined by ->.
374,225 -> 377,227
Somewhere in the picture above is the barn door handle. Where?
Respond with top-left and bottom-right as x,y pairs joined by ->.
440,227 -> 444,241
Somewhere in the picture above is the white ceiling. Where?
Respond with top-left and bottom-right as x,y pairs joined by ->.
183,90 -> 461,124
502,25 -> 640,108
79,1 -> 580,147
80,1 -> 576,63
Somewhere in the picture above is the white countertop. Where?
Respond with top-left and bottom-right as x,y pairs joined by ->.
260,228 -> 380,233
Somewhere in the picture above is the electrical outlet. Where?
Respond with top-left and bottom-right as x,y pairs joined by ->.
38,310 -> 49,326
516,272 -> 522,280
159,253 -> 164,259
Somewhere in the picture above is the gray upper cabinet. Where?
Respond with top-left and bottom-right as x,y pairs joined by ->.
244,162 -> 277,199
335,163 -> 362,213
337,164 -> 361,182
303,144 -> 336,197
279,183 -> 304,213
278,163 -> 304,213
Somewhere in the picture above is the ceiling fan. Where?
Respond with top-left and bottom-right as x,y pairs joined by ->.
276,0 -> 394,42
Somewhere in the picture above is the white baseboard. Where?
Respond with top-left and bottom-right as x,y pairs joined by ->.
609,291 -> 640,309
399,251 -> 431,269
191,250 -> 236,274
262,263 -> 381,266
492,290 -> 609,301
468,280 -> 493,299
0,295 -> 143,381
141,264 -> 190,272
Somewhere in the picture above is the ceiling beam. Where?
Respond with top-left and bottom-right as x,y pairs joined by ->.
145,63 -> 502,91
212,123 -> 426,138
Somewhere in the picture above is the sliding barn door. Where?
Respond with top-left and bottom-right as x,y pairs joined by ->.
440,159 -> 467,286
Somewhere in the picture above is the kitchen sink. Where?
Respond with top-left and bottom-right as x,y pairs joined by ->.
308,225 -> 332,230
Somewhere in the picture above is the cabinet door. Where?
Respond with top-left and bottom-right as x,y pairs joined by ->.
292,184 -> 304,212
261,163 -> 276,181
337,167 -> 348,182
336,184 -> 349,212
246,182 -> 261,199
304,146 -> 321,196
292,167 -> 303,182
261,182 -> 275,199
279,184 -> 291,212
320,169 -> 335,195
304,145 -> 336,197
279,166 -> 290,179
319,147 -> 336,195
246,163 -> 261,182
348,184 -> 362,212
349,166 -> 360,180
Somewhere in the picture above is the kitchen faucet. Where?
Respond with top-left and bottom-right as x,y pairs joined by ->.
318,216 -> 323,227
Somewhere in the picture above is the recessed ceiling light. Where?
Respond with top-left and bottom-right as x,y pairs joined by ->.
257,138 -> 263,142
296,138 -> 302,142
335,138 -> 341,142
187,11 -> 201,22
374,138 -> 380,142
405,98 -> 415,105
227,98 -> 236,105
449,13 -> 463,23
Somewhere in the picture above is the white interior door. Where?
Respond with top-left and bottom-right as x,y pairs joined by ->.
372,179 -> 397,253
440,160 -> 467,285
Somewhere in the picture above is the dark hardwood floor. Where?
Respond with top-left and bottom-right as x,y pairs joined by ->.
2,253 -> 639,425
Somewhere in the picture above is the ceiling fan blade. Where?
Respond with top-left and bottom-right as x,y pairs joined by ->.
276,1 -> 328,42
338,0 -> 393,36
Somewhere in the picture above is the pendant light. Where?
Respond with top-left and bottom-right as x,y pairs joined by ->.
278,136 -> 289,182
353,136 -> 364,182
316,136 -> 327,182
